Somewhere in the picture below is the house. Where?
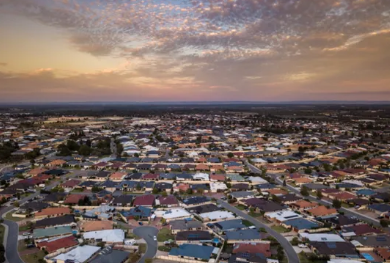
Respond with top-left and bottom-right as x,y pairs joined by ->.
120,206 -> 153,222
133,194 -> 155,207
19,201 -> 50,214
109,172 -> 126,181
49,245 -> 101,263
173,183 -> 190,193
161,208 -> 191,222
37,236 -> 78,254
175,231 -> 213,244
214,219 -> 247,232
169,244 -> 214,261
231,183 -> 250,191
307,206 -> 338,218
376,247 -> 390,262
156,195 -> 179,207
232,243 -> 271,258
64,194 -> 87,205
112,195 -> 133,207
229,191 -> 255,200
80,220 -> 114,232
264,210 -> 302,224
283,218 -> 321,232
327,215 -> 360,228
309,241 -> 359,258
154,182 -> 173,193
341,224 -> 382,237
35,215 -> 76,229
290,200 -> 318,211
368,203 -> 390,216
351,235 -> 390,250
181,196 -> 210,207
142,173 -> 160,181
89,248 -> 130,263
33,226 -> 74,241
299,233 -> 346,243
243,199 -> 285,213
210,174 -> 226,182
210,182 -> 228,192
187,204 -> 220,214
199,211 -> 235,222
61,179 -> 81,192
170,219 -> 204,234
225,229 -> 264,244
83,229 -> 125,244
35,207 -> 72,220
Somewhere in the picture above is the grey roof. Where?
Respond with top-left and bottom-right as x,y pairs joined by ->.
170,219 -> 203,230
225,229 -> 262,241
352,235 -> 390,247
35,215 -> 75,229
33,226 -> 73,239
176,231 -> 212,241
283,218 -> 320,230
169,244 -> 214,260
214,219 -> 246,231
230,191 -> 255,199
90,248 -> 130,263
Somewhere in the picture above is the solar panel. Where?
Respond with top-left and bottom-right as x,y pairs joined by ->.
326,242 -> 337,248
376,237 -> 386,242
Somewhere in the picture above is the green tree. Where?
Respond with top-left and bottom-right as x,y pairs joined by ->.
78,145 -> 91,156
380,219 -> 389,228
67,140 -> 80,151
316,190 -> 323,200
13,201 -> 20,207
300,186 -> 309,196
332,199 -> 342,209
227,152 -> 234,158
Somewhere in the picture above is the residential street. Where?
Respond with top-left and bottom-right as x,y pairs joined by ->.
246,162 -> 381,226
0,171 -> 78,263
217,200 -> 299,263
133,226 -> 159,263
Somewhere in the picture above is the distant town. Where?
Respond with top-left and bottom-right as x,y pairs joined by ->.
0,104 -> 390,263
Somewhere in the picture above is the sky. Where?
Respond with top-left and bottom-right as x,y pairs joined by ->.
1,0 -> 390,102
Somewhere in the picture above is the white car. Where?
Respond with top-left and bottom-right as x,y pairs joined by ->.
153,236 -> 157,241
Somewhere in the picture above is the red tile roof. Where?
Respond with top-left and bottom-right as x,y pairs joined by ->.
37,236 -> 78,253
133,194 -> 155,206
233,243 -> 271,257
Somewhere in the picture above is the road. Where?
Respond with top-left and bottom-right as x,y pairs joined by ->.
246,162 -> 381,226
0,170 -> 78,263
217,200 -> 299,263
133,226 -> 158,263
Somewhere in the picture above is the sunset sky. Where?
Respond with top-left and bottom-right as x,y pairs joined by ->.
1,0 -> 390,102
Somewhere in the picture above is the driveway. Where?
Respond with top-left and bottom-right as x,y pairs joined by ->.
217,200 -> 299,263
133,226 -> 159,263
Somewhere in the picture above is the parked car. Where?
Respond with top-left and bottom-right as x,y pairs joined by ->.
138,222 -> 143,225
153,236 -> 157,241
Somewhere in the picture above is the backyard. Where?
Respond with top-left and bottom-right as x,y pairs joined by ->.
157,228 -> 174,242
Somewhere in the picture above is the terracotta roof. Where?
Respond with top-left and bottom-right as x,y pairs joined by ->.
61,179 -> 81,188
292,200 -> 317,209
64,194 -> 86,204
110,172 -> 126,180
80,220 -> 114,232
376,248 -> 390,260
210,174 -> 225,181
29,168 -> 48,175
37,235 -> 78,253
35,207 -> 71,217
307,205 -> 337,217
133,194 -> 155,206
158,195 -> 179,205
233,243 -> 271,257
293,177 -> 313,184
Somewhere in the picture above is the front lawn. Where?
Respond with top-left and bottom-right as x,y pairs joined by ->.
271,225 -> 290,233
298,252 -> 328,263
21,250 -> 46,263
242,220 -> 254,227
139,244 -> 147,253
236,204 -> 246,210
157,228 -> 174,242
158,245 -> 171,252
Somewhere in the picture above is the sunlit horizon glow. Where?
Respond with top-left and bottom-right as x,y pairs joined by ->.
1,0 -> 390,102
